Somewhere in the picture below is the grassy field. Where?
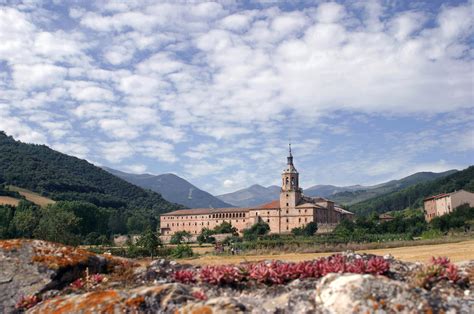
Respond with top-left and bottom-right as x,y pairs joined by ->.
0,196 -> 21,206
7,186 -> 55,207
181,239 -> 474,265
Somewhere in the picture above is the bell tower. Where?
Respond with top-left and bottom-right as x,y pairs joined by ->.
280,144 -> 302,209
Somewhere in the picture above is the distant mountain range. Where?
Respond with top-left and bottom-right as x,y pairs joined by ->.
104,168 -> 234,209
217,184 -> 281,208
216,170 -> 458,207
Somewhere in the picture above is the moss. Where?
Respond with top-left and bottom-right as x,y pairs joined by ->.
0,239 -> 26,250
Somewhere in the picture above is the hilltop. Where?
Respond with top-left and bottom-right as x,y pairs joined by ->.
104,167 -> 233,209
0,132 -> 179,213
348,166 -> 474,215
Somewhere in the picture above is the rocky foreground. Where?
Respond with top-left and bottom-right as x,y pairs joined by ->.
1,239 -> 473,313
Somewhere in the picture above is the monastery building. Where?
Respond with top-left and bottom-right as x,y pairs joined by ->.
160,146 -> 354,235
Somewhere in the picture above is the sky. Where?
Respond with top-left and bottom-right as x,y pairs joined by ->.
0,0 -> 473,195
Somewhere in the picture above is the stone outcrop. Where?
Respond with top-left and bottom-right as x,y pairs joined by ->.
0,239 -> 108,313
1,240 -> 472,313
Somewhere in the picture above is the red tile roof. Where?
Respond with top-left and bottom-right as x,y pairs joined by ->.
423,193 -> 451,201
161,207 -> 250,216
258,200 -> 280,209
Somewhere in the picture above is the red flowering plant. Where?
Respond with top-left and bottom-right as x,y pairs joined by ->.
200,265 -> 246,285
414,256 -> 463,289
70,278 -> 84,290
170,254 -> 391,287
15,295 -> 41,311
172,269 -> 196,284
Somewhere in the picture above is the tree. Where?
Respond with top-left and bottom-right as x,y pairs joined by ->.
12,202 -> 39,238
197,228 -> 216,244
170,231 -> 192,244
33,204 -> 81,245
136,228 -> 162,258
213,221 -> 238,235
291,222 -> 317,236
243,220 -> 270,241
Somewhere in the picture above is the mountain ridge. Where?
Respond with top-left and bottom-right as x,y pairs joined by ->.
103,167 -> 234,209
217,170 -> 458,207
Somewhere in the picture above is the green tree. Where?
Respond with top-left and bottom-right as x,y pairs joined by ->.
12,202 -> 39,238
170,231 -> 192,244
33,204 -> 81,245
136,228 -> 162,258
197,228 -> 216,244
291,221 -> 318,236
213,221 -> 238,235
243,220 -> 270,241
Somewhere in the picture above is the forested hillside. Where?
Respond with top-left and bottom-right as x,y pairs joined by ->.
0,132 -> 182,243
330,170 -> 457,205
348,166 -> 474,215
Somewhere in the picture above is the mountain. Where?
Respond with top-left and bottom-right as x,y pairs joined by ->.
217,184 -> 281,207
347,166 -> 474,215
0,131 -> 180,215
330,170 -> 458,205
219,170 -> 458,207
104,168 -> 234,209
304,184 -> 364,198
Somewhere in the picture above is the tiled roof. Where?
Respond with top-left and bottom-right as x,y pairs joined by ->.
423,193 -> 451,201
258,200 -> 280,209
334,207 -> 354,215
161,207 -> 250,216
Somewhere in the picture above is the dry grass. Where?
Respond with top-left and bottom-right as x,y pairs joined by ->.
8,185 -> 55,207
0,196 -> 21,206
181,239 -> 474,266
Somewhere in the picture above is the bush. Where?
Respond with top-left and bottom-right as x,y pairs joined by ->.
171,244 -> 194,258
197,228 -> 216,244
170,231 -> 192,244
243,220 -> 270,241
291,222 -> 318,236
421,229 -> 443,239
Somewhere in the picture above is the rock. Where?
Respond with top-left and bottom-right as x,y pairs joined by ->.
178,297 -> 246,314
0,239 -> 108,313
28,283 -> 194,313
315,273 -> 469,313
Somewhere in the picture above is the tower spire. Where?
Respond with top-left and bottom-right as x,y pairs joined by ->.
287,142 -> 293,165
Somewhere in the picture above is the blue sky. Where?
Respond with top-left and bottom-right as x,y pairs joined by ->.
0,0 -> 472,195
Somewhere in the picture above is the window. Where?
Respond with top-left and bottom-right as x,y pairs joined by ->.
286,203 -> 289,207
299,218 -> 301,222
286,210 -> 289,214
305,218 -> 307,222
267,219 -> 270,223
286,218 -> 289,223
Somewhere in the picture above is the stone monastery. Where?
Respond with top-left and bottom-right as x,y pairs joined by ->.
160,146 -> 354,235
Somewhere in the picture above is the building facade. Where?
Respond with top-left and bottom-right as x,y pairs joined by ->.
423,189 -> 474,222
160,146 -> 354,235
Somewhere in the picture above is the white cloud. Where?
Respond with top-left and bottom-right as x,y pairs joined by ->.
124,163 -> 148,174
12,63 -> 67,89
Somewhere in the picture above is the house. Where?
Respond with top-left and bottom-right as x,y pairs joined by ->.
423,189 -> 474,222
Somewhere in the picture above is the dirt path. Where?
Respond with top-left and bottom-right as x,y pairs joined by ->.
181,239 -> 474,265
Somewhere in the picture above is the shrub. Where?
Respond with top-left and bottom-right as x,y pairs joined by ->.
291,222 -> 318,236
243,220 -> 270,241
420,229 -> 443,240
170,244 -> 193,258
170,231 -> 192,244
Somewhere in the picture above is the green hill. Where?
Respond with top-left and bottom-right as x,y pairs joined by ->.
0,131 -> 179,212
347,166 -> 474,215
331,170 -> 458,205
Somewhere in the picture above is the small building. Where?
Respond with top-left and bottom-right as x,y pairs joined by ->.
160,146 -> 354,235
423,189 -> 474,222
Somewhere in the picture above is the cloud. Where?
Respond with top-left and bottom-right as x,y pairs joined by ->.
12,63 -> 67,90
0,1 -> 472,194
